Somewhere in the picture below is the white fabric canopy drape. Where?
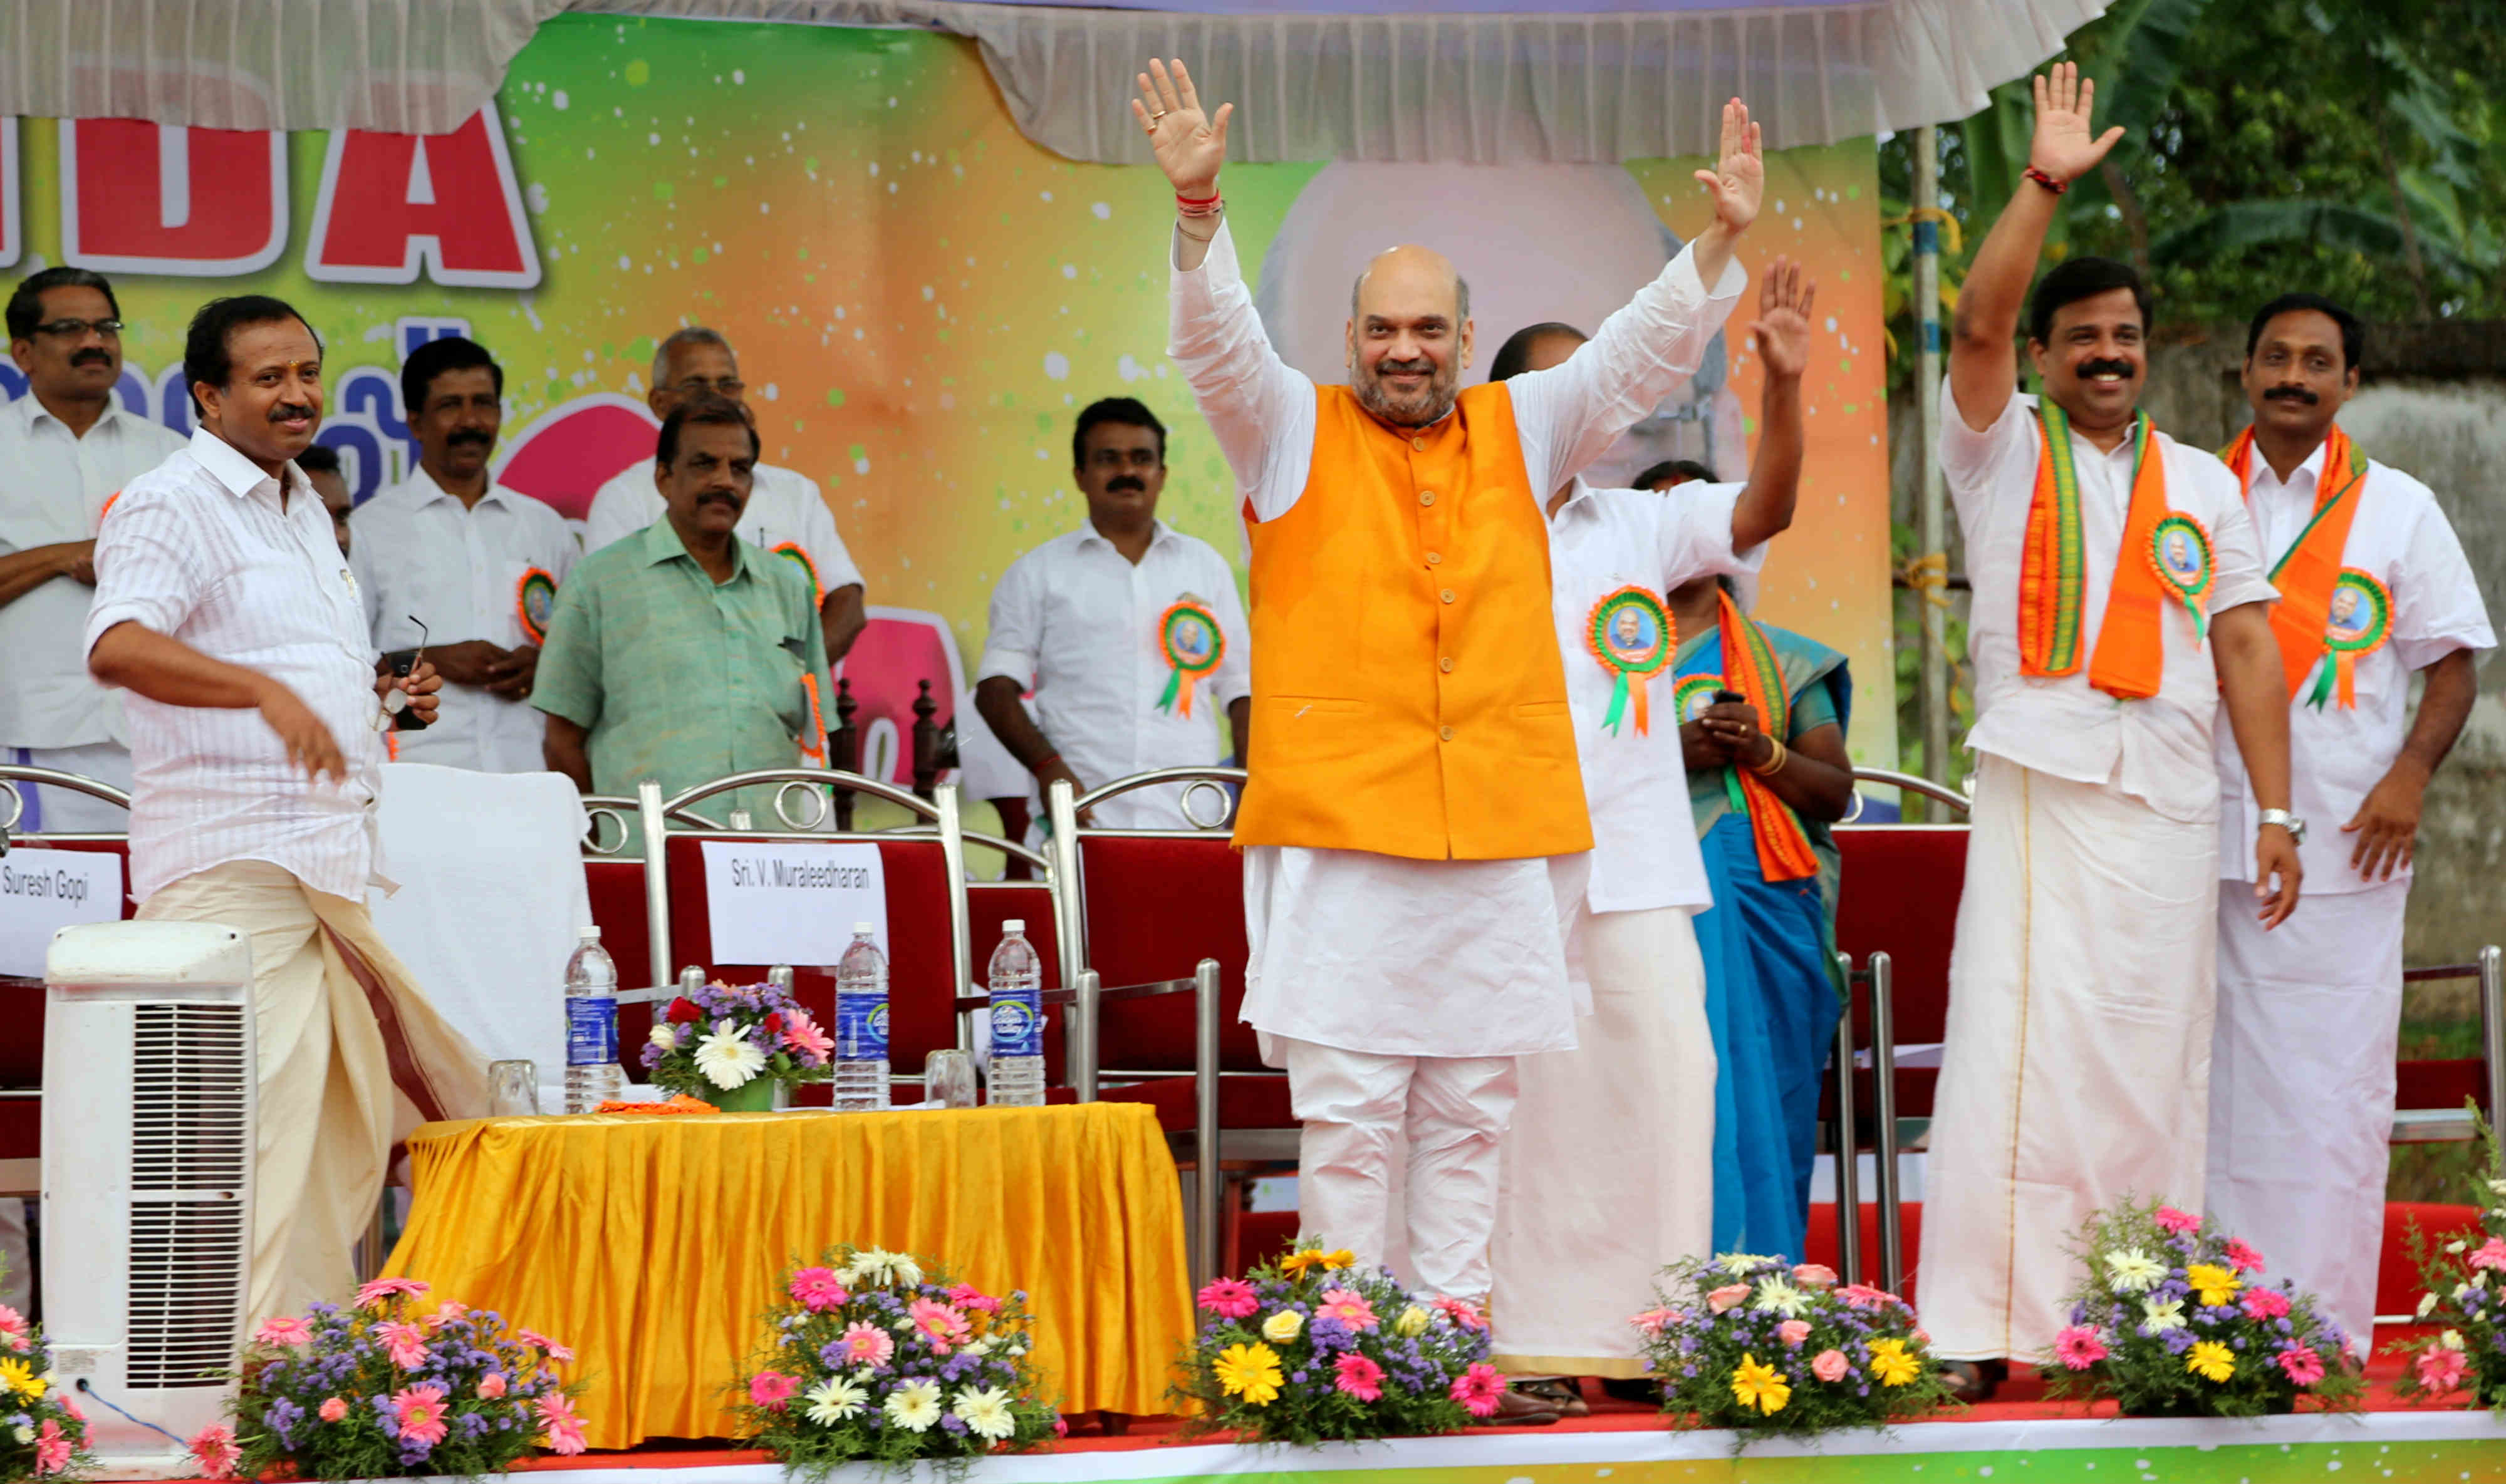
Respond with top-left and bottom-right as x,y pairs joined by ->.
0,0 -> 2108,159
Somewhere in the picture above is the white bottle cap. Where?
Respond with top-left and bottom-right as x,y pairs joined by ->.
1003,919 -> 1025,933
855,921 -> 877,935
578,925 -> 601,940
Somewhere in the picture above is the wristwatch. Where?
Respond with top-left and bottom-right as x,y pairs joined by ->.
2258,808 -> 2306,846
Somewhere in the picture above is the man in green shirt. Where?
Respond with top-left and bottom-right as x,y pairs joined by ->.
534,393 -> 830,826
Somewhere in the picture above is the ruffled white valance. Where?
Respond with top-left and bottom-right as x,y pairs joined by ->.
0,0 -> 2106,158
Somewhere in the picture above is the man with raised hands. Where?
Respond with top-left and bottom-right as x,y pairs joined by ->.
1138,56 -> 1755,1401
1915,63 -> 2301,1392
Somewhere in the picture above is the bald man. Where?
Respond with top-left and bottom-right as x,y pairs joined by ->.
1141,59 -> 1758,1371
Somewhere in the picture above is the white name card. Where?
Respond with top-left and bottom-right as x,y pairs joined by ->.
0,848 -> 124,977
700,839 -> 886,970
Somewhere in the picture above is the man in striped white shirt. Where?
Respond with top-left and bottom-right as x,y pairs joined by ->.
85,294 -> 489,1322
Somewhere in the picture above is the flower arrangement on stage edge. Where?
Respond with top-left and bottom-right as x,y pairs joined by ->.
643,978 -> 833,1106
1173,1242 -> 1497,1445
1628,1253 -> 1956,1436
189,1277 -> 588,1480
733,1245 -> 1058,1476
2387,1108 -> 2506,1412
0,1261 -> 97,1483
2042,1200 -> 2364,1418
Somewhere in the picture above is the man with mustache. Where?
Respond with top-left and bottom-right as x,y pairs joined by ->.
534,393 -> 831,832
0,267 -> 186,830
2205,293 -> 2492,1356
974,397 -> 1250,835
348,336 -> 577,772
1917,65 -> 2301,1394
85,294 -> 488,1321
583,326 -> 866,663
1142,56 -> 1755,1378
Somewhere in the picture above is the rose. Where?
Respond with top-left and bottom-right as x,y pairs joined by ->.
1810,1348 -> 1850,1382
666,996 -> 702,1024
1261,1309 -> 1304,1344
1707,1284 -> 1750,1314
1791,1263 -> 1839,1288
1777,1319 -> 1812,1347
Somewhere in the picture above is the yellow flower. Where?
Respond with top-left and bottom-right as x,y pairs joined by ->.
0,1359 -> 41,1398
1394,1305 -> 1431,1337
1730,1353 -> 1791,1415
1213,1342 -> 1283,1406
1260,1309 -> 1304,1344
1865,1337 -> 1921,1388
2186,1340 -> 2235,1384
1278,1248 -> 1356,1280
2185,1263 -> 2242,1309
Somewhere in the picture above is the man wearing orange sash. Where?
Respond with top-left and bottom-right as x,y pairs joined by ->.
1916,66 -> 2302,1390
1140,58 -> 1756,1349
2206,294 -> 2492,1356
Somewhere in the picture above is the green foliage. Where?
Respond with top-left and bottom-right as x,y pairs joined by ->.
2383,1108 -> 2506,1412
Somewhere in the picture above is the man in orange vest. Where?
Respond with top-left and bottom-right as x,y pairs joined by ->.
1138,60 -> 1759,1340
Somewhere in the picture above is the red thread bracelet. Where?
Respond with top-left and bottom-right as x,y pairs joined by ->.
2024,167 -> 2069,195
1176,191 -> 1224,217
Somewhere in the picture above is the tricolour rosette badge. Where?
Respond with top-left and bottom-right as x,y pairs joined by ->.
1155,599 -> 1225,717
2146,512 -> 2216,641
2312,567 -> 2391,710
1586,585 -> 1674,735
516,568 -> 557,645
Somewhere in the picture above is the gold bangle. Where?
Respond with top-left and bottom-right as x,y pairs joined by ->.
1747,736 -> 1789,777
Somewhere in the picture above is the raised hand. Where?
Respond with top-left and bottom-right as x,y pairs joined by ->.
1750,257 -> 1816,380
2030,60 -> 2126,185
1693,98 -> 1763,236
1132,60 -> 1232,197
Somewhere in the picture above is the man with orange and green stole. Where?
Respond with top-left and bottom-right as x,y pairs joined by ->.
2206,293 -> 2492,1358
1916,64 -> 2303,1395
1137,56 -> 1757,1378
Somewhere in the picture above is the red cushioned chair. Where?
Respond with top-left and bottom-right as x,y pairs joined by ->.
1043,767 -> 1287,1284
2391,950 -> 2504,1141
1826,768 -> 1972,1295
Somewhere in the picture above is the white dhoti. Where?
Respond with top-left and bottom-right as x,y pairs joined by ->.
138,859 -> 489,1324
1244,844 -> 1588,1299
1490,905 -> 1714,1375
2205,879 -> 2405,1357
1917,754 -> 2220,1362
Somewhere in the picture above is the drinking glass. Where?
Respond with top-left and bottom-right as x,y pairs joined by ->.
923,1050 -> 977,1109
488,1060 -> 541,1116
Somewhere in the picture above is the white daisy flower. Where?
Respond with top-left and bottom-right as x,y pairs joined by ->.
803,1377 -> 868,1426
885,1378 -> 944,1433
2141,1297 -> 2186,1332
2103,1248 -> 2166,1294
695,1019 -> 767,1090
952,1385 -> 1017,1441
1750,1277 -> 1811,1317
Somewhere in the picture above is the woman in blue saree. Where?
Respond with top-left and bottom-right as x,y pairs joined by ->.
1668,572 -> 1856,1262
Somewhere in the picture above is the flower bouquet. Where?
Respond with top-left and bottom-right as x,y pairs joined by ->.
2042,1200 -> 2364,1418
1173,1243 -> 1503,1444
0,1272 -> 96,1483
192,1277 -> 588,1480
1628,1254 -> 1955,1436
2387,1109 -> 2506,1411
643,978 -> 833,1110
732,1246 -> 1058,1475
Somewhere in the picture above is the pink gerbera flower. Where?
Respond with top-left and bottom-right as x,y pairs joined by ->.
1431,1295 -> 1486,1331
1196,1278 -> 1259,1319
2153,1206 -> 2202,1235
2240,1287 -> 2291,1321
33,1419 -> 71,1477
391,1384 -> 451,1447
376,1320 -> 428,1370
2278,1346 -> 2325,1387
840,1320 -> 896,1366
318,1398 -> 348,1423
781,1009 -> 834,1061
1834,1284 -> 1901,1310
2223,1239 -> 2267,1275
1450,1362 -> 1507,1418
353,1276 -> 430,1309
1777,1319 -> 1812,1348
519,1329 -> 576,1364
1629,1306 -> 1678,1337
2415,1344 -> 2468,1394
2469,1237 -> 2506,1273
788,1267 -> 851,1312
749,1370 -> 801,1410
2054,1324 -> 2109,1371
1316,1287 -> 1379,1331
1333,1352 -> 1386,1401
0,1305 -> 26,1337
536,1393 -> 589,1455
254,1315 -> 314,1346
948,1283 -> 1003,1314
908,1297 -> 972,1353
188,1424 -> 241,1480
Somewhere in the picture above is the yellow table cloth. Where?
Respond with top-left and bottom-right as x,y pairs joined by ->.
383,1102 -> 1192,1449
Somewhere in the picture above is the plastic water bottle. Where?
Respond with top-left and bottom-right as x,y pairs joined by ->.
562,926 -> 622,1113
834,925 -> 892,1113
986,921 -> 1046,1106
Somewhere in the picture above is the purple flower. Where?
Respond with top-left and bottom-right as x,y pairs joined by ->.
940,1414 -> 969,1436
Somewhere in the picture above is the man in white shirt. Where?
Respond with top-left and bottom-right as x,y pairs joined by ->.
974,397 -> 1250,835
0,267 -> 186,830
1917,66 -> 2301,1389
581,326 -> 866,663
2207,293 -> 2494,1356
1142,60 -> 1755,1389
1483,261 -> 1817,1398
86,294 -> 487,1323
349,336 -> 577,772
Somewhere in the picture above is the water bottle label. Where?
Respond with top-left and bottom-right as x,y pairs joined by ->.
566,996 -> 618,1067
989,995 -> 1042,1059
838,995 -> 890,1061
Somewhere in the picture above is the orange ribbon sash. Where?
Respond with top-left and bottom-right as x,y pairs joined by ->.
1717,590 -> 1819,883
2221,423 -> 2369,701
2019,404 -> 2174,700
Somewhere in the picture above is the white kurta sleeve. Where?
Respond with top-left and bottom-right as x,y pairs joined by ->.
1655,481 -> 1765,588
1505,245 -> 1746,497
1938,380 -> 2042,544
84,487 -> 204,660
975,553 -> 1044,690
2388,483 -> 2496,672
1168,220 -> 1317,523
792,473 -> 866,595
581,469 -> 652,556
